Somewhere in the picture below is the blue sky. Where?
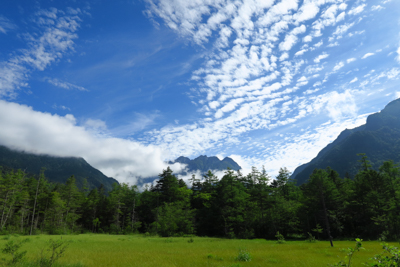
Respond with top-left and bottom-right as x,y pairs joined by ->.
0,0 -> 399,184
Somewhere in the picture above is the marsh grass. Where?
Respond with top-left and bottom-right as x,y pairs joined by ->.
0,234 -> 394,267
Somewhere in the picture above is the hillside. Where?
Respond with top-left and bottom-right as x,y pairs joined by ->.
0,145 -> 118,191
292,98 -> 400,185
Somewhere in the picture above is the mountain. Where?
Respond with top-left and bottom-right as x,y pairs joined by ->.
139,155 -> 241,185
0,145 -> 118,191
292,98 -> 400,185
172,155 -> 241,173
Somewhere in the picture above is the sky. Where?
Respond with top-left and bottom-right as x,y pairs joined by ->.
0,0 -> 400,184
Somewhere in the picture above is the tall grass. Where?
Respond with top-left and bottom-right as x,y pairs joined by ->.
0,234 -> 394,266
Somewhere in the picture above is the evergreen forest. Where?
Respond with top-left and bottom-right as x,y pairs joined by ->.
0,154 -> 399,242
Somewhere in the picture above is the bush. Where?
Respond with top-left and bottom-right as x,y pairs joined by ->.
235,249 -> 251,262
1,239 -> 29,266
36,239 -> 68,267
329,238 -> 364,267
306,232 -> 317,243
368,242 -> 400,266
275,231 -> 285,244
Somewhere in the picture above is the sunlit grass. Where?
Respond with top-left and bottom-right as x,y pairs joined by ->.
0,234 -> 395,266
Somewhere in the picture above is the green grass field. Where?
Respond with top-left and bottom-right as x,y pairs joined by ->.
0,234 -> 396,267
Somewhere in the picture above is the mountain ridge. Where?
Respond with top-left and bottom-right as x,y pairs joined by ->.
139,155 -> 242,185
292,98 -> 400,185
0,145 -> 118,191
171,155 -> 241,173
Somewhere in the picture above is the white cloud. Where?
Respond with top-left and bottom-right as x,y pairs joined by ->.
314,53 -> 329,63
362,53 -> 375,59
396,45 -> 400,63
258,114 -> 368,177
46,78 -> 88,91
327,42 -> 339,47
350,77 -> 358,83
85,119 -> 107,132
280,52 -> 289,61
0,16 -> 17,34
209,100 -> 220,109
348,4 -> 366,15
0,8 -> 82,97
279,33 -> 299,51
386,68 -> 400,79
295,49 -> 307,57
323,90 -> 358,121
371,5 -> 384,11
332,22 -> 355,38
314,41 -> 323,48
295,2 -> 320,23
303,35 -> 312,42
53,104 -> 70,111
333,61 -> 345,72
140,0 -> 400,179
347,58 -> 356,63
0,100 -> 184,184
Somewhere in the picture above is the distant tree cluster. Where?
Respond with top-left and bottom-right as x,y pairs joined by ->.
0,154 -> 399,241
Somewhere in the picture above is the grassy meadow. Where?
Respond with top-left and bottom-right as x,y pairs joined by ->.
0,234 -> 396,267
0,234 -> 396,266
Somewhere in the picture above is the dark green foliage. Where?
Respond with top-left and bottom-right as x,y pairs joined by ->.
0,151 -> 399,242
215,169 -> 251,238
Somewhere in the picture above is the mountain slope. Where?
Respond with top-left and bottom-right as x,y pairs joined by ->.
0,145 -> 118,191
292,98 -> 400,185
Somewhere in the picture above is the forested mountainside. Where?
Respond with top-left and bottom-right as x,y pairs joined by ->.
0,145 -> 118,191
292,98 -> 400,185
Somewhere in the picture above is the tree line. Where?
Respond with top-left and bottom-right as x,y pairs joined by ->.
0,154 -> 399,241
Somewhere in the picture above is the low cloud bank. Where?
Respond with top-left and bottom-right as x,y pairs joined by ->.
0,100 -> 185,184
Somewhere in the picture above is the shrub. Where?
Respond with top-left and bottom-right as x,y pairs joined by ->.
36,239 -> 68,267
329,238 -> 364,267
306,232 -> 317,243
275,231 -> 285,244
1,239 -> 29,266
235,249 -> 251,262
368,242 -> 400,266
